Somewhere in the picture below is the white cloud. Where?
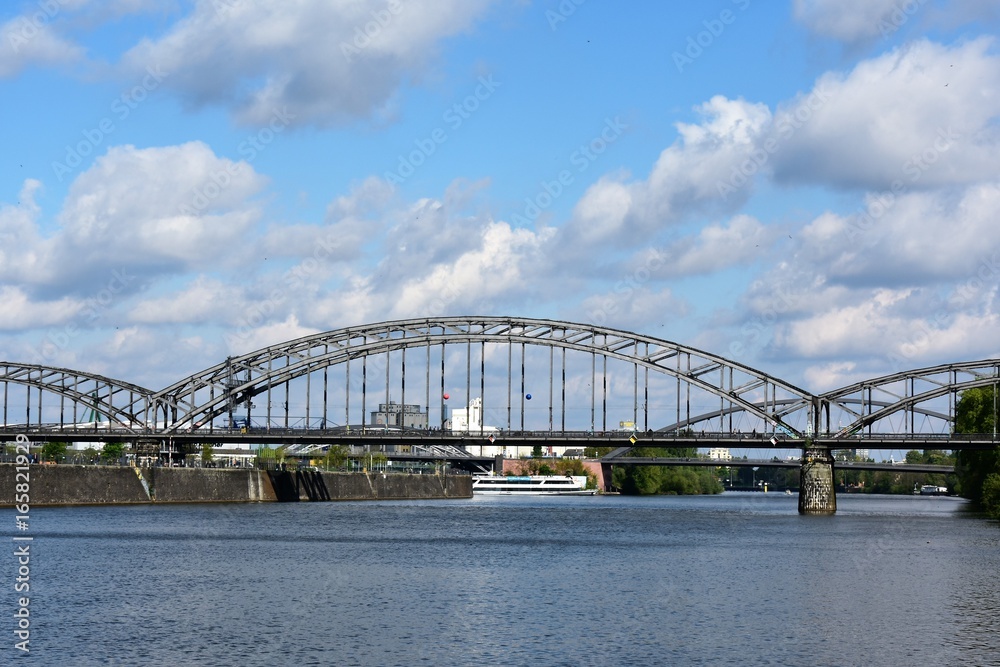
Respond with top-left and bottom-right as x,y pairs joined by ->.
259,176 -> 391,261
645,215 -> 777,278
776,288 -> 915,358
579,287 -> 690,333
55,142 -> 268,277
128,277 -> 247,325
556,96 -> 771,258
724,177 -> 1000,369
120,0 -> 497,127
0,180 -> 47,283
776,288 -> 1000,370
802,182 -> 1000,287
0,286 -> 83,330
770,38 -> 1000,190
226,315 -> 318,356
792,0 -> 902,42
86,325 -> 224,390
0,15 -> 84,78
802,361 -> 863,393
795,0 -> 1000,43
388,220 -> 555,319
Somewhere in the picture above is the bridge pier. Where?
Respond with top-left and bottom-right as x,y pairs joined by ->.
601,462 -> 614,493
798,446 -> 836,515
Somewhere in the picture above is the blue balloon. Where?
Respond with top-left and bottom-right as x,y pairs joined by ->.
525,393 -> 532,400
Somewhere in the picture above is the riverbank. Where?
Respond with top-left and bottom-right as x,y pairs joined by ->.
0,464 -> 471,505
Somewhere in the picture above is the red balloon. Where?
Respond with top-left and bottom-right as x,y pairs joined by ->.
443,393 -> 450,400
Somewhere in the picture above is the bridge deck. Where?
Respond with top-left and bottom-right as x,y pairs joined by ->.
1,426 -> 995,451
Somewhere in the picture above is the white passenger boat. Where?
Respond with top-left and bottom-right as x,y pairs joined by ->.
472,474 -> 595,495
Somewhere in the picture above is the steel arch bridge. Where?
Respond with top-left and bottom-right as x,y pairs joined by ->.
1,317 -> 998,448
143,316 -> 817,437
0,362 -> 154,432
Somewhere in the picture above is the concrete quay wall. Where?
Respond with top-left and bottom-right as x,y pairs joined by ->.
321,471 -> 471,501
145,467 -> 276,503
0,464 -> 471,506
0,464 -> 149,506
265,470 -> 471,501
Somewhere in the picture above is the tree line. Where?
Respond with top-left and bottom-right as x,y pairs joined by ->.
954,386 -> 1000,518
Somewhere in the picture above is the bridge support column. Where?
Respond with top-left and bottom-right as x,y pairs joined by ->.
601,463 -> 614,493
798,446 -> 836,515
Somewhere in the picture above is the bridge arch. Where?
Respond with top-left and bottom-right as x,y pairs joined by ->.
823,360 -> 1000,438
144,317 -> 817,435
0,363 -> 153,433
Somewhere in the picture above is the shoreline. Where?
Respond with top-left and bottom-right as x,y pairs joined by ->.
0,463 -> 472,506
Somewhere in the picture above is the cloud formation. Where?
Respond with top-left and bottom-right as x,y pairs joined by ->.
120,0 -> 497,127
770,39 -> 1000,190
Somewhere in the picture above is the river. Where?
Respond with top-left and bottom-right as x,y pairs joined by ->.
2,492 -> 999,666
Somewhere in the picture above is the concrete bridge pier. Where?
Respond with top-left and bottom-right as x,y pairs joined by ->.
799,446 -> 836,515
601,462 -> 614,493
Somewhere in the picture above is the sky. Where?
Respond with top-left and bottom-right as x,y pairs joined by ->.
1,0 -> 999,399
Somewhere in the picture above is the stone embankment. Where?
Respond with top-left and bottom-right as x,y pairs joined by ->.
0,464 -> 471,506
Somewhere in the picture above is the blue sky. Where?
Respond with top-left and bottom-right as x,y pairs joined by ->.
1,0 -> 999,401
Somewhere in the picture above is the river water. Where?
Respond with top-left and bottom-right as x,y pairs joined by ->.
2,492 -> 999,666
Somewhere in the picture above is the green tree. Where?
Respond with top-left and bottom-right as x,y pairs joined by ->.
551,458 -> 599,489
323,445 -> 349,469
102,442 -> 125,462
955,386 -> 997,434
611,447 -> 722,496
367,451 -> 388,471
584,446 -> 616,458
981,474 -> 1000,518
954,386 -> 1000,517
531,444 -> 543,458
41,441 -> 68,463
256,446 -> 286,468
201,444 -> 215,466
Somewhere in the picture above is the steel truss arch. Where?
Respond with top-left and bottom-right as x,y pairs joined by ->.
661,398 -> 952,434
0,362 -> 154,432
145,317 -> 817,435
823,360 -> 1000,438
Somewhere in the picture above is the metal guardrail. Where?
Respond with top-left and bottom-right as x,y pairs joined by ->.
2,425 -> 997,449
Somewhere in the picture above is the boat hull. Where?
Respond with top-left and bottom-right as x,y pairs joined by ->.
472,474 -> 595,496
475,489 -> 597,496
